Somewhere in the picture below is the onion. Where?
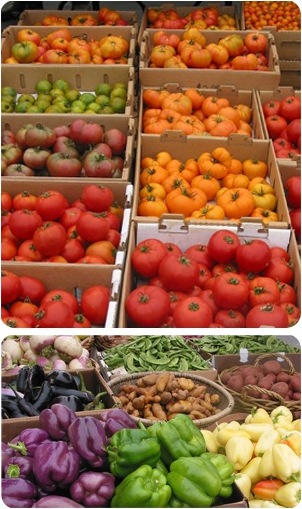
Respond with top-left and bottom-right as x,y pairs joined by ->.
53,359 -> 67,370
19,335 -> 31,352
36,356 -> 53,370
54,336 -> 83,359
29,335 -> 56,355
2,339 -> 23,362
68,356 -> 90,369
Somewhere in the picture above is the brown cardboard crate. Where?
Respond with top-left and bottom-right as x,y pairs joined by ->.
139,29 -> 280,89
1,114 -> 137,182
133,133 -> 290,226
279,60 -> 301,89
1,367 -> 115,442
18,9 -> 138,29
139,85 -> 265,140
1,64 -> 136,117
1,25 -> 136,67
118,218 -> 300,328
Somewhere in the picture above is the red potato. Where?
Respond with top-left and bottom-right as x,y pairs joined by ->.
262,360 -> 282,376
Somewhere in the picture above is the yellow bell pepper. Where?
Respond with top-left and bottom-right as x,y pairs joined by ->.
241,423 -> 275,442
272,443 -> 301,483
258,447 -> 278,479
271,406 -> 293,423
234,473 -> 252,499
241,457 -> 263,484
274,416 -> 295,431
248,500 -> 284,508
225,436 -> 254,470
216,427 -> 251,447
199,429 -> 218,453
292,419 -> 301,432
280,431 -> 301,456
275,482 -> 301,508
254,429 -> 280,457
245,408 -> 273,425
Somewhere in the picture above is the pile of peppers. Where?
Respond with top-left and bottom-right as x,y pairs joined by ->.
2,365 -> 107,417
2,408 -> 236,507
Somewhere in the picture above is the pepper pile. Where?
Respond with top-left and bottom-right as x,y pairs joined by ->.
1,406 -> 236,507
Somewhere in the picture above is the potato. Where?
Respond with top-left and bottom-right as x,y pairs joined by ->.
292,392 -> 301,401
276,372 -> 291,384
271,382 -> 289,398
290,374 -> 301,392
266,373 -> 277,383
262,360 -> 282,376
227,375 -> 244,392
220,371 -> 232,385
258,375 -> 274,390
246,387 -> 261,398
245,375 -> 258,385
156,372 -> 171,392
241,367 -> 260,378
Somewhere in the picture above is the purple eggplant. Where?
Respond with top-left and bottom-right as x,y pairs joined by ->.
39,403 -> 76,440
68,416 -> 108,468
8,428 -> 50,457
2,478 -> 37,508
3,455 -> 33,479
33,495 -> 84,507
70,471 -> 115,507
32,441 -> 80,493
99,408 -> 138,437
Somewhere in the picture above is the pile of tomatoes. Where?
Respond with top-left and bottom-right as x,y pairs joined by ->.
125,232 -> 299,329
1,269 -> 110,328
244,1 -> 301,31
1,120 -> 126,178
39,8 -> 130,27
4,27 -> 130,65
262,94 -> 301,159
148,28 -> 270,70
1,183 -> 123,264
147,6 -> 236,30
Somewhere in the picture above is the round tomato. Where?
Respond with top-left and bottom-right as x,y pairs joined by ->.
290,209 -> 301,242
40,289 -> 79,314
107,229 -> 121,248
12,191 -> 38,211
125,285 -> 170,327
19,275 -> 47,305
1,270 -> 21,305
76,211 -> 109,243
278,281 -> 297,305
33,221 -> 67,257
59,207 -> 83,230
262,100 -> 281,117
24,124 -> 56,149
286,119 -> 301,144
158,254 -> 199,292
2,238 -> 18,260
263,258 -> 294,284
46,153 -> 82,178
9,301 -> 38,323
1,192 -> 12,212
266,115 -> 288,140
131,238 -> 167,278
36,190 -> 68,221
245,303 -> 289,328
3,316 -> 30,328
81,285 -> 110,325
8,209 -> 43,240
197,263 -> 212,289
184,244 -> 215,268
17,240 -> 43,262
164,242 -> 182,257
279,96 -> 301,122
80,184 -> 114,212
34,300 -> 75,328
235,239 -> 271,273
280,302 -> 300,327
285,176 -> 301,209
173,296 -> 213,328
214,309 -> 246,328
270,246 -> 290,261
23,147 -> 51,171
168,290 -> 187,316
212,272 -> 249,310
73,314 -> 91,328
85,240 -> 116,264
60,239 -> 85,263
248,276 -> 280,307
207,230 -> 240,263
200,289 -> 220,316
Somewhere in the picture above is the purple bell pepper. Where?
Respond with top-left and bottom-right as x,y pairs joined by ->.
2,478 -> 37,508
2,442 -> 16,474
33,496 -> 84,507
39,403 -> 76,440
33,441 -> 80,493
3,455 -> 33,479
99,408 -> 138,437
70,471 -> 115,507
8,428 -> 50,457
68,416 -> 108,468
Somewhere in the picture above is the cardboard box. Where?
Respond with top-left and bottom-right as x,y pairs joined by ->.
133,133 -> 291,226
1,114 -> 137,182
118,218 -> 300,328
1,25 -> 136,67
1,367 -> 115,442
1,64 -> 137,117
139,85 -> 265,139
139,30 -> 280,89
279,60 -> 301,89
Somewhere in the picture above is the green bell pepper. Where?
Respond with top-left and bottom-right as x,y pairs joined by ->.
202,452 -> 235,498
107,428 -> 161,477
167,456 -> 222,507
156,413 -> 206,465
167,495 -> 191,508
110,465 -> 172,507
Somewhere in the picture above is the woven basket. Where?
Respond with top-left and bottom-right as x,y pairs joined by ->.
108,371 -> 234,428
217,353 -> 300,415
94,336 -> 133,351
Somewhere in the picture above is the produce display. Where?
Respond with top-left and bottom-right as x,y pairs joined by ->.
1,79 -> 128,114
3,27 -> 130,65
125,233 -> 299,328
243,1 -> 301,30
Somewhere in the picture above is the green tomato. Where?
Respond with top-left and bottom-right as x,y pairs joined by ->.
49,88 -> 65,100
15,101 -> 31,113
18,93 -> 35,104
35,79 -> 53,94
85,101 -> 102,113
110,96 -> 126,113
110,87 -> 127,100
65,89 -> 80,102
1,101 -> 14,113
95,83 -> 112,97
100,105 -> 114,114
70,105 -> 86,114
71,99 -> 86,111
52,79 -> 70,93
112,81 -> 127,90
44,104 -> 66,113
34,99 -> 51,112
1,95 -> 15,105
79,92 -> 95,105
95,94 -> 111,107
26,104 -> 43,113
1,86 -> 17,98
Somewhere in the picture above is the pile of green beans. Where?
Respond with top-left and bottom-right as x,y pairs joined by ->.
102,335 -> 211,373
187,335 -> 300,355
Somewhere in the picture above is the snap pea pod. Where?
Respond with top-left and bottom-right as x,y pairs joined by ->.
102,336 -> 211,373
188,335 -> 300,355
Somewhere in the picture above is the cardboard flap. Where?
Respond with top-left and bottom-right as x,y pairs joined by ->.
160,130 -> 188,143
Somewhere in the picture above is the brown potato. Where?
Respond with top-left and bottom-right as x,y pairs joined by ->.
271,382 -> 289,398
156,372 -> 171,392
292,392 -> 301,401
262,360 -> 282,376
245,375 -> 258,385
227,375 -> 244,392
132,395 -> 146,410
140,374 -> 158,386
160,391 -> 173,404
258,375 -> 274,390
241,367 -> 261,378
178,378 -> 196,391
152,403 -> 167,420
290,374 -> 301,392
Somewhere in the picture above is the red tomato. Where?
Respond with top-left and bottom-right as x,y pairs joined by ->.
12,192 -> 38,211
101,211 -> 121,231
81,285 -> 110,325
8,209 -> 43,240
60,239 -> 85,263
246,303 -> 289,328
199,289 -> 220,316
40,289 -> 79,314
280,302 -> 301,327
263,258 -> 294,285
46,153 -> 82,178
76,211 -> 109,243
80,184 -> 114,212
34,300 -> 75,328
184,244 -> 215,268
207,230 -> 240,264
1,192 -> 12,212
248,276 -> 280,307
1,270 -> 21,305
131,239 -> 167,278
235,240 -> 271,273
212,263 -> 238,277
33,221 -> 67,257
73,313 -> 91,328
273,137 -> 293,153
85,240 -> 116,264
107,229 -> 121,249
17,240 -> 44,262
173,296 -> 213,328
76,255 -> 107,264
266,115 -> 288,140
290,209 -> 301,242
285,176 -> 301,209
36,190 -> 68,221
3,316 -> 30,328
164,242 -> 182,257
69,119 -> 104,146
279,96 -> 301,122
19,275 -> 47,305
212,272 -> 249,310
9,301 -> 38,322
262,100 -> 281,118
158,254 -> 199,292
286,119 -> 301,144
1,238 -> 18,260
270,247 -> 290,261
214,309 -> 246,328
278,281 -> 297,305
168,290 -> 187,316
125,285 -> 170,327
59,207 -> 83,230
197,263 -> 212,289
